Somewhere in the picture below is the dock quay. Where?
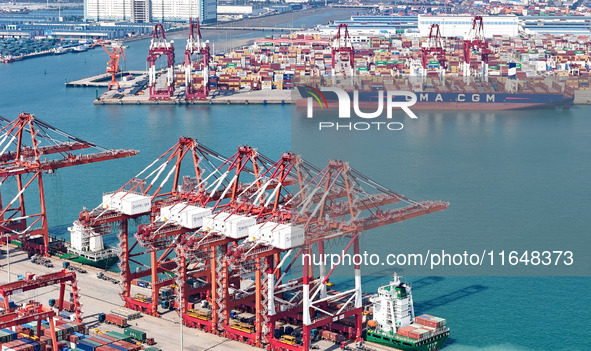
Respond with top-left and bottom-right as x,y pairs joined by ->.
94,89 -> 293,105
0,247 -> 365,351
66,71 -> 146,88
0,247 -> 260,351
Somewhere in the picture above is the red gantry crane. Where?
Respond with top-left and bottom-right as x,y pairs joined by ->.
155,147 -> 448,351
74,137 -> 240,316
147,24 -> 175,100
0,112 -> 138,256
422,24 -> 447,71
185,18 -> 211,100
92,40 -> 126,90
219,158 -> 448,351
0,270 -> 83,348
75,137 -> 448,350
331,24 -> 355,77
132,144 -> 287,316
169,151 -> 303,338
463,16 -> 491,76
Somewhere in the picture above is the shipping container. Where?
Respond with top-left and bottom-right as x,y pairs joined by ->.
104,314 -> 128,328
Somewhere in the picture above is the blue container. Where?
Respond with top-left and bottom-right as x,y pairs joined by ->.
20,339 -> 40,351
137,280 -> 149,288
107,344 -> 127,351
1,328 -> 16,341
77,339 -> 97,351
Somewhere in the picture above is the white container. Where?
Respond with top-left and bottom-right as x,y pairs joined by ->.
158,203 -> 211,229
102,192 -> 151,216
249,222 -> 279,244
202,212 -> 232,233
273,224 -> 305,249
226,215 -> 257,239
180,207 -> 212,229
119,194 -> 151,216
102,191 -> 125,210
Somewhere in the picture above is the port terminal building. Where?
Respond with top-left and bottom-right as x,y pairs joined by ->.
83,0 -> 217,24
417,15 -> 519,38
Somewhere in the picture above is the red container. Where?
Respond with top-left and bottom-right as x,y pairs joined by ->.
113,340 -> 142,351
88,336 -> 109,345
408,330 -> 422,340
61,300 -> 75,312
397,325 -> 416,338
99,334 -> 118,342
105,313 -> 128,327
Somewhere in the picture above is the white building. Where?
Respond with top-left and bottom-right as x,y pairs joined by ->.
84,0 -> 217,23
418,15 -> 519,38
217,5 -> 266,16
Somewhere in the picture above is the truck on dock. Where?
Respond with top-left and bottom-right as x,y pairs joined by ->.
124,327 -> 155,344
104,313 -> 129,328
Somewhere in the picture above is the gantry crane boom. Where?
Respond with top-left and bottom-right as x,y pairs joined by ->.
0,112 -> 138,255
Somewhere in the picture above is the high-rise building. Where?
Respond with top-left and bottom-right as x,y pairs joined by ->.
84,0 -> 216,23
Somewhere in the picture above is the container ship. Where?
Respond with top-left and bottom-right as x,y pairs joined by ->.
296,76 -> 575,111
61,221 -> 120,269
365,274 -> 449,351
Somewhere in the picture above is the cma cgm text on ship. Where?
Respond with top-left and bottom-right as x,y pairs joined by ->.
303,86 -> 418,132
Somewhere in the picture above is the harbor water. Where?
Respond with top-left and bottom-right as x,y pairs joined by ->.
0,16 -> 590,351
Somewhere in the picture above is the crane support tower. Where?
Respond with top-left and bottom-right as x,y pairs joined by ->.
92,40 -> 125,90
331,24 -> 355,77
0,112 -> 138,256
0,270 -> 84,348
147,24 -> 175,100
185,18 -> 211,100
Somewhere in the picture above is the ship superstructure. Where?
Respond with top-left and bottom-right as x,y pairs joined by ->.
371,273 -> 415,333
366,274 -> 449,351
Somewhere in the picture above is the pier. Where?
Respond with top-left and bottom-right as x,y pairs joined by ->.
203,25 -> 297,32
66,71 -> 146,87
94,89 -> 293,105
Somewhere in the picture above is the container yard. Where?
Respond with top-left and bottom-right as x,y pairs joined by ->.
78,16 -> 591,106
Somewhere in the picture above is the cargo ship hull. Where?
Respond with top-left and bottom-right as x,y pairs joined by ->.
296,89 -> 574,110
57,252 -> 119,270
366,328 -> 449,351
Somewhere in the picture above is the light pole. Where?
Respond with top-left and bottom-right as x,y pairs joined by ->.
179,279 -> 183,350
5,234 -> 10,283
